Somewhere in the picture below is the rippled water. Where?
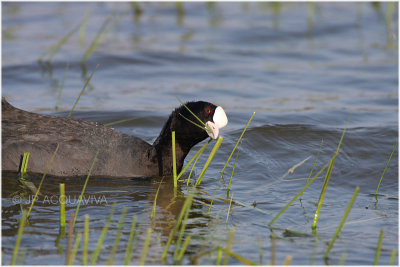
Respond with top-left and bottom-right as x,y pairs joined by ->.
2,2 -> 398,265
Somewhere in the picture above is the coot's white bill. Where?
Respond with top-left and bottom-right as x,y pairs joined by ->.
206,121 -> 219,139
213,106 -> 228,128
206,106 -> 228,139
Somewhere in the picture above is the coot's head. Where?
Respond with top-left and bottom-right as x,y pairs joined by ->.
153,101 -> 228,176
171,101 -> 228,144
155,101 -> 228,152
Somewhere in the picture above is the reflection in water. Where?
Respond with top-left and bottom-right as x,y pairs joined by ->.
1,172 -> 214,264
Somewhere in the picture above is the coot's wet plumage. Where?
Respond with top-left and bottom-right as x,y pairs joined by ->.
2,98 -> 227,178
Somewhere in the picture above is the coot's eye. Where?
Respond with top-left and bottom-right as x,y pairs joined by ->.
205,107 -> 211,114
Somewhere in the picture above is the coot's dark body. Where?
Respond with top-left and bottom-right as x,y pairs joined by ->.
2,98 -> 227,178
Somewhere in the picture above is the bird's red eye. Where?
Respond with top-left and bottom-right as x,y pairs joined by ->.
205,107 -> 211,114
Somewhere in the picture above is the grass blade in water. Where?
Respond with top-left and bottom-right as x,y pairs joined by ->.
38,24 -> 79,62
220,112 -> 255,178
107,207 -> 127,265
177,138 -> 211,182
312,123 -> 348,230
223,228 -> 235,265
83,214 -> 89,265
173,194 -> 193,262
55,64 -> 69,110
177,235 -> 192,263
226,193 -> 233,224
218,247 -> 257,265
68,65 -> 99,118
27,144 -> 59,218
172,131 -> 177,187
324,186 -> 359,259
11,210 -> 27,265
59,184 -> 66,236
151,177 -> 164,219
124,215 -> 137,265
162,192 -> 194,261
140,228 -> 152,265
90,203 -> 116,265
389,249 -> 397,265
195,136 -> 223,186
268,161 -> 330,226
375,139 -> 397,195
19,152 -> 29,178
374,229 -> 384,265
68,232 -> 82,265
227,141 -> 242,192
73,150 -> 99,228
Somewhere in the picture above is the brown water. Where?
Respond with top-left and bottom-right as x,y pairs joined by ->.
2,2 -> 398,265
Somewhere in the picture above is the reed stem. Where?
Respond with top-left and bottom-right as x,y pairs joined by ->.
11,210 -> 27,265
324,186 -> 359,259
195,136 -> 223,186
374,229 -> 384,265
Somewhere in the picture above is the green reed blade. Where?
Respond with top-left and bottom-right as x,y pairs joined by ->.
220,112 -> 255,179
151,177 -> 164,219
162,192 -> 194,262
173,194 -> 193,262
19,152 -> 29,178
324,186 -> 359,259
11,210 -> 27,265
176,96 -> 206,127
375,139 -> 397,195
38,24 -> 80,62
107,207 -> 127,265
83,214 -> 89,265
56,64 -> 69,110
73,150 -> 99,228
140,228 -> 152,265
16,249 -> 26,265
223,228 -> 235,265
312,122 -> 348,230
386,2 -> 395,26
172,131 -> 178,187
339,252 -> 347,265
68,64 -> 99,118
124,215 -> 137,265
300,139 -> 323,200
177,235 -> 192,263
268,161 -> 330,226
179,112 -> 209,132
226,193 -> 233,224
195,136 -> 224,186
389,249 -> 397,265
218,246 -> 257,265
283,255 -> 292,265
68,232 -> 82,265
271,232 -> 276,265
27,144 -> 59,218
257,236 -> 263,264
103,117 -> 138,127
227,141 -> 242,192
81,9 -> 128,63
374,229 -> 384,265
216,247 -> 223,265
66,212 -> 74,265
177,139 -> 211,183
60,184 -> 66,232
79,10 -> 90,47
91,203 -> 116,265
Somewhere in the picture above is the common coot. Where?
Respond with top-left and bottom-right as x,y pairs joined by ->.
2,98 -> 228,178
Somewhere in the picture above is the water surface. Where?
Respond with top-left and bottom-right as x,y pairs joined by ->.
2,2 -> 398,265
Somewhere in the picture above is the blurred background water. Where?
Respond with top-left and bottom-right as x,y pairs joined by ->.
2,2 -> 398,265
